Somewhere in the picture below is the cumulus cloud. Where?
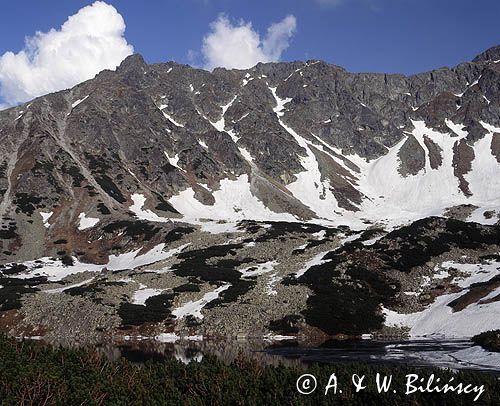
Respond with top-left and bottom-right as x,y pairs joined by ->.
0,1 -> 133,107
201,15 -> 297,70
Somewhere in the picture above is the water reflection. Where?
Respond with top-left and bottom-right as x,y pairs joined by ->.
96,337 -> 500,372
98,337 -> 303,367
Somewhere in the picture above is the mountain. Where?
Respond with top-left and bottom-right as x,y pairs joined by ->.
0,46 -> 499,345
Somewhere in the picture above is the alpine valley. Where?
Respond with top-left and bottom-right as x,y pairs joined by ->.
1,45 -> 500,364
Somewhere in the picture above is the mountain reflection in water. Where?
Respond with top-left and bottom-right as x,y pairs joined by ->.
96,338 -> 500,372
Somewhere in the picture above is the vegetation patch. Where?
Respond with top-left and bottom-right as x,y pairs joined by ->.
13,193 -> 43,216
268,315 -> 302,335
64,281 -> 125,304
118,293 -> 175,326
374,217 -> 500,271
0,334 -> 498,405
97,202 -> 111,215
82,152 -> 125,201
161,162 -> 176,174
164,227 -> 195,243
102,220 -> 161,241
32,160 -> 62,193
95,174 -> 126,203
290,217 -> 500,336
173,283 -> 200,293
0,264 -> 27,275
472,330 -> 500,352
237,221 -> 347,244
0,276 -> 46,311
173,244 -> 256,307
0,223 -> 18,240
61,164 -> 85,187
298,258 -> 398,336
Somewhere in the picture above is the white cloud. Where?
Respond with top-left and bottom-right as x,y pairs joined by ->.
201,15 -> 297,70
0,1 -> 133,107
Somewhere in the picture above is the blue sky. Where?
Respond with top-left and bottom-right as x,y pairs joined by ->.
0,0 -> 499,107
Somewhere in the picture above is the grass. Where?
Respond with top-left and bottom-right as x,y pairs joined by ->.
0,334 -> 499,405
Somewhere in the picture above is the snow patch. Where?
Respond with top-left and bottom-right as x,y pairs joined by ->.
168,174 -> 297,227
132,284 -> 164,305
384,259 -> 500,338
270,86 -> 347,220
164,151 -> 180,168
159,104 -> 184,127
71,95 -> 89,109
172,284 -> 231,319
77,213 -> 99,230
130,193 -> 170,223
39,211 -> 53,228
210,95 -> 237,132
295,251 -> 331,278
239,261 -> 278,277
44,277 -> 94,294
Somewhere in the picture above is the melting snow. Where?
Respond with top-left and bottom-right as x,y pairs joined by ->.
13,258 -> 104,282
12,243 -> 189,282
352,119 -> 489,228
164,151 -> 180,168
210,96 -> 237,132
384,259 -> 500,338
39,211 -> 53,228
270,86 -> 347,220
44,277 -> 94,294
159,104 -> 184,127
465,122 -> 500,203
71,95 -> 89,109
312,230 -> 326,240
295,251 -> 331,278
155,333 -> 179,343
239,261 -> 278,277
106,243 -> 190,271
132,284 -> 164,305
77,213 -> 99,230
130,193 -> 171,223
266,273 -> 281,296
238,147 -> 254,163
242,73 -> 254,86
172,284 -> 231,319
168,174 -> 297,227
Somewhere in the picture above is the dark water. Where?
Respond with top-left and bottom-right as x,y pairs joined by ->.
265,339 -> 500,372
97,338 -> 500,372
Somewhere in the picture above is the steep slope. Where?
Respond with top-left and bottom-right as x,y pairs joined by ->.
1,49 -> 499,250
0,46 -> 499,343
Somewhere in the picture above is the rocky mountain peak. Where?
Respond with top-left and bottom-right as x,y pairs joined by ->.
0,45 -> 498,266
0,44 -> 499,346
117,53 -> 148,72
473,44 -> 500,63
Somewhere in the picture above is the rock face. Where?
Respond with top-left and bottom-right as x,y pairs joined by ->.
0,46 -> 499,343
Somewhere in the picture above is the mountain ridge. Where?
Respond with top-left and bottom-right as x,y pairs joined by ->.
1,45 -> 499,255
0,45 -> 499,344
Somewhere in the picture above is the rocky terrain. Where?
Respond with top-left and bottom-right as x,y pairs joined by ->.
0,45 -> 499,345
